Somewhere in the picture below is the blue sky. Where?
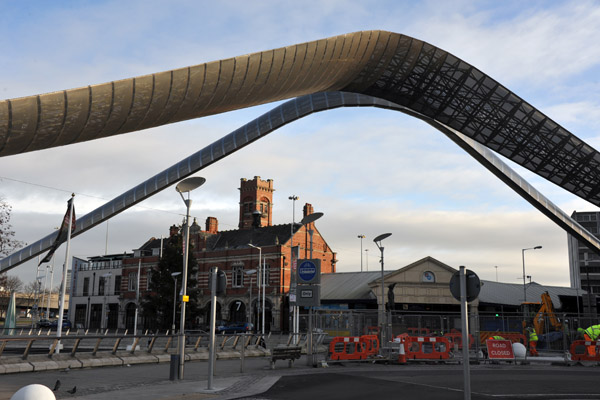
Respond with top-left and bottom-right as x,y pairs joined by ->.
2,0 -> 600,289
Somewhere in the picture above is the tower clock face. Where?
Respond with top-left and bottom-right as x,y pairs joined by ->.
422,271 -> 435,283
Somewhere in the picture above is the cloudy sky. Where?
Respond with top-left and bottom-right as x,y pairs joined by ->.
2,0 -> 600,289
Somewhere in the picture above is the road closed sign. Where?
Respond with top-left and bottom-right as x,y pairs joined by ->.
486,340 -> 514,360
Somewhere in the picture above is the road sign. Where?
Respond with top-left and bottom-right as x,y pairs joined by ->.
449,269 -> 481,302
295,284 -> 320,307
486,339 -> 515,360
297,259 -> 321,284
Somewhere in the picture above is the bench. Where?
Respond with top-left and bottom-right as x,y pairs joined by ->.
270,346 -> 302,369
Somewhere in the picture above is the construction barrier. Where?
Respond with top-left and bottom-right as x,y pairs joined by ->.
328,335 -> 380,361
400,336 -> 451,360
569,340 -> 600,362
479,331 -> 526,345
444,331 -> 475,350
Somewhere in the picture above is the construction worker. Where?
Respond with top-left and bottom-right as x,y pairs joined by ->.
488,335 -> 505,340
580,325 -> 600,356
526,325 -> 539,356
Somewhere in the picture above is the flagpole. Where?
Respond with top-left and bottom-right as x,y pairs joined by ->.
56,194 -> 75,353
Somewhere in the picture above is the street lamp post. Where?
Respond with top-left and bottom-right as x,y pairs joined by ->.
175,176 -> 206,380
522,246 -> 542,302
245,269 -> 256,325
288,195 -> 299,341
101,273 -> 112,330
373,233 -> 392,347
46,258 -> 55,318
358,235 -> 365,272
300,212 -> 324,366
171,272 -> 182,333
248,244 -> 264,335
365,249 -> 369,271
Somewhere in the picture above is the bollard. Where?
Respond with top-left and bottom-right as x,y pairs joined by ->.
169,354 -> 180,380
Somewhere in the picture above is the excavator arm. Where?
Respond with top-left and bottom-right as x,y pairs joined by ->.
533,292 -> 562,334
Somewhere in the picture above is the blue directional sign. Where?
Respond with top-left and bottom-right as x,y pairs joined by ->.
296,259 -> 321,284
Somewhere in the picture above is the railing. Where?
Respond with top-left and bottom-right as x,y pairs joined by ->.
0,329 -> 271,361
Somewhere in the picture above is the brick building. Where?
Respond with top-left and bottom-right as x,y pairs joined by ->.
115,176 -> 336,332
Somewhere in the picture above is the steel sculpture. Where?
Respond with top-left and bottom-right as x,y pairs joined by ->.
2,92 -> 599,272
2,30 -> 600,270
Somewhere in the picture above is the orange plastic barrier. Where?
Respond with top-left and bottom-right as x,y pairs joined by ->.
570,340 -> 600,361
444,332 -> 475,350
401,336 -> 451,360
479,331 -> 526,345
328,335 -> 380,360
361,334 -> 380,357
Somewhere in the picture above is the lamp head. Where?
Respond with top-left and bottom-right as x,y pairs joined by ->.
300,212 -> 323,226
171,272 -> 182,278
373,233 -> 392,243
175,177 -> 206,193
534,245 -> 542,250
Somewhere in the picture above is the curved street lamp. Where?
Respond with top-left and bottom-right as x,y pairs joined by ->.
175,176 -> 206,379
248,243 -> 264,335
358,235 -> 365,272
171,272 -> 182,333
522,245 -> 542,302
374,233 -> 392,345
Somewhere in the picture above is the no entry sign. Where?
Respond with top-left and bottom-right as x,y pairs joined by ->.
486,340 -> 514,360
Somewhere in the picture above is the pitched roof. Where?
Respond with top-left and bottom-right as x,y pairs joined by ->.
478,280 -> 583,308
206,224 -> 297,250
321,271 -> 394,301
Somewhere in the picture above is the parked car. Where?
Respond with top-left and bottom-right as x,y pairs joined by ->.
217,322 -> 254,334
49,318 -> 72,330
37,319 -> 52,328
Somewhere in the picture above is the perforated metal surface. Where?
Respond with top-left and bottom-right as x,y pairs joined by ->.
2,31 -> 600,269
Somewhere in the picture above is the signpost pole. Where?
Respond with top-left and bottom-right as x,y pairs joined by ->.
207,267 -> 218,390
459,266 -> 472,400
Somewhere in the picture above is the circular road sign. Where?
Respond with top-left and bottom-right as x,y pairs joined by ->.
298,260 -> 317,283
449,269 -> 481,302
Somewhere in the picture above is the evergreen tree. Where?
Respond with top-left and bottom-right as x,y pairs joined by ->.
141,228 -> 201,331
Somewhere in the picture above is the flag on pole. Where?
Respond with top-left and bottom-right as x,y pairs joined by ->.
39,197 -> 76,265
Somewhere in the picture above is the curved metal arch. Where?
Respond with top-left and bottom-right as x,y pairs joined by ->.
2,30 -> 600,209
2,91 -> 599,271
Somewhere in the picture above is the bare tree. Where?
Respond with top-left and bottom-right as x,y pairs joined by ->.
0,196 -> 26,289
0,275 -> 24,318
1,275 -> 23,292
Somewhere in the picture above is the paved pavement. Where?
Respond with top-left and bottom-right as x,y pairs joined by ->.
2,355 -> 600,400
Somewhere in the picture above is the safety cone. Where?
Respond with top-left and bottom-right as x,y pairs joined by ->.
398,342 -> 406,364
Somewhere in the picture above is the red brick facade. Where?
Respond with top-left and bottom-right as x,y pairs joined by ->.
119,176 -> 337,332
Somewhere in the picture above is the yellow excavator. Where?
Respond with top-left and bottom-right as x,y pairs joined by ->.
521,291 -> 562,334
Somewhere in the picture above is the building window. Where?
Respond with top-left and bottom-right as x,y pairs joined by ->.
98,277 -> 106,295
422,271 -> 435,283
82,277 -> 90,296
232,266 -> 244,288
129,273 -> 138,292
114,276 -> 122,295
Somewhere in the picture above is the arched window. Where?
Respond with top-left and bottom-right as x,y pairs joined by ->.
422,271 -> 436,283
232,265 -> 244,287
